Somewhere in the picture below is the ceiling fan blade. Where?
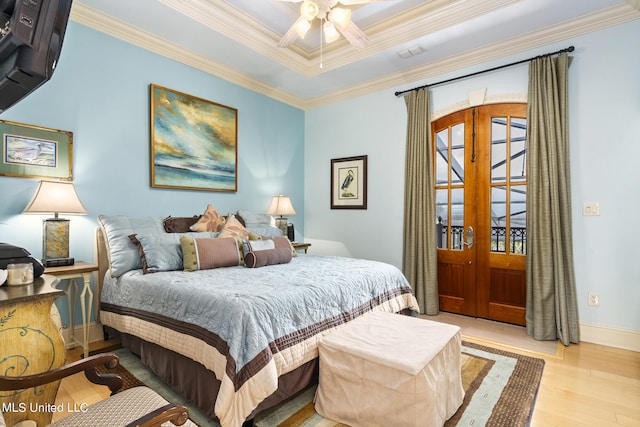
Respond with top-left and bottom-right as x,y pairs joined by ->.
278,21 -> 301,48
332,20 -> 369,48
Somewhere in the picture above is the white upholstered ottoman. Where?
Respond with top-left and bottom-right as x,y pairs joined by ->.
315,311 -> 464,427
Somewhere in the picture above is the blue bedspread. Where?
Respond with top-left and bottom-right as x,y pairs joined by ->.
101,254 -> 419,426
102,254 -> 417,373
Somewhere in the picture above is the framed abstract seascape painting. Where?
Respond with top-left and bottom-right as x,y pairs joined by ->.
331,155 -> 367,209
0,119 -> 72,180
150,84 -> 238,192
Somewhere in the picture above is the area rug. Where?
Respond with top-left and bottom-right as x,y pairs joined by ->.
101,342 -> 544,427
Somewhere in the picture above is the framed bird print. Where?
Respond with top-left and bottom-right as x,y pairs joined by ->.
0,120 -> 73,180
331,155 -> 367,209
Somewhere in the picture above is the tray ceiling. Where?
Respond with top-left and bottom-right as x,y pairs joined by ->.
72,0 -> 639,108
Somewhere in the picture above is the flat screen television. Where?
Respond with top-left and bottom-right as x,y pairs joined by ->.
0,0 -> 73,112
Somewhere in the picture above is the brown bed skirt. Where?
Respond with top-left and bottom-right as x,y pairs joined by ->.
106,326 -> 319,423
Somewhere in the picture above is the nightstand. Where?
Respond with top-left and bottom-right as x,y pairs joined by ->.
292,242 -> 311,254
45,261 -> 98,358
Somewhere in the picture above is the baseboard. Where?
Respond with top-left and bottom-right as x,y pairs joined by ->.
580,322 -> 640,352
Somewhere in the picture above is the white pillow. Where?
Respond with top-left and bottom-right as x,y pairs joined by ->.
237,210 -> 272,225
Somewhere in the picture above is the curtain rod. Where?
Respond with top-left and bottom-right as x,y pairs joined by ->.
394,45 -> 575,97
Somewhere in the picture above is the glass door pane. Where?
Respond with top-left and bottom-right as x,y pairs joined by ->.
510,118 -> 527,182
490,115 -> 527,254
436,188 -> 448,249
435,122 -> 465,251
435,129 -> 449,185
450,188 -> 464,250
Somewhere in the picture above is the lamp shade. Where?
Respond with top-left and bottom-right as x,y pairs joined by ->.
23,181 -> 88,216
266,195 -> 296,216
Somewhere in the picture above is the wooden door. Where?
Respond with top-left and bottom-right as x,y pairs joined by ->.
434,104 -> 527,325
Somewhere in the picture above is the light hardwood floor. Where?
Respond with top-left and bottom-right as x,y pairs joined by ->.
54,321 -> 640,426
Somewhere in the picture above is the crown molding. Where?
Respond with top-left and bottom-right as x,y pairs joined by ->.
71,1 -> 640,110
155,0 -> 520,77
157,0 -> 313,77
304,2 -> 640,109
70,3 -> 308,109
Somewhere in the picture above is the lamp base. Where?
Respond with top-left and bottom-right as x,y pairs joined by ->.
42,218 -> 70,260
43,257 -> 75,267
274,217 -> 288,236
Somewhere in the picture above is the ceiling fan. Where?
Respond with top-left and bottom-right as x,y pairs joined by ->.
277,0 -> 385,49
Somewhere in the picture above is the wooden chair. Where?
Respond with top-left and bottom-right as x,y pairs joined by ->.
0,353 -> 195,427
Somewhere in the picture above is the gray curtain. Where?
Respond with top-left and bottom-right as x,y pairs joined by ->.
402,88 -> 438,315
526,53 -> 579,345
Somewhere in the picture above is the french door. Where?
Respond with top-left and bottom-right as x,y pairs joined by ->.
433,103 -> 527,325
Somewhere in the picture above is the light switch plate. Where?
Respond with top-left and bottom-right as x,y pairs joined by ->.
583,202 -> 600,216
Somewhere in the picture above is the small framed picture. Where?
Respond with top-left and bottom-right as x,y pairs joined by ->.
331,155 -> 367,209
0,120 -> 73,180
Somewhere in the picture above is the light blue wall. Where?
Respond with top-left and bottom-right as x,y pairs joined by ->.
0,22 -> 305,325
305,20 -> 640,332
2,17 -> 637,336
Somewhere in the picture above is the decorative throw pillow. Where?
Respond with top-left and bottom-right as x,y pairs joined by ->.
244,248 -> 292,268
128,234 -> 150,273
242,238 -> 275,254
180,236 -> 241,271
272,235 -> 297,257
190,205 -> 226,232
98,215 -> 165,277
130,232 -> 219,273
234,212 -> 246,227
163,215 -> 201,233
218,214 -> 250,240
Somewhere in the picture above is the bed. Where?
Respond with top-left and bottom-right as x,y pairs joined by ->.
95,214 -> 420,427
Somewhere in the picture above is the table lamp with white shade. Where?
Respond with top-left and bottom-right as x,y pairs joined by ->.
266,195 -> 296,236
23,180 -> 87,266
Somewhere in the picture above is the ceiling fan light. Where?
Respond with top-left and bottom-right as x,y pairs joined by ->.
300,0 -> 319,21
329,7 -> 351,28
294,18 -> 312,38
323,21 -> 340,43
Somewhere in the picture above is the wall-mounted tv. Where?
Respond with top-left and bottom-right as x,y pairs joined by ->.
0,0 -> 73,113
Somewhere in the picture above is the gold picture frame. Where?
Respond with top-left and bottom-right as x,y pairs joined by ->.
150,84 -> 238,192
0,120 -> 72,180
331,155 -> 368,209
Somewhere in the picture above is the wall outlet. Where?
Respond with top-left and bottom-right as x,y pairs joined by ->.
588,292 -> 600,307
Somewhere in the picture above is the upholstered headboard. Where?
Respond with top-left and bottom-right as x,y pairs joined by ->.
95,227 -> 109,322
96,227 -> 109,290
